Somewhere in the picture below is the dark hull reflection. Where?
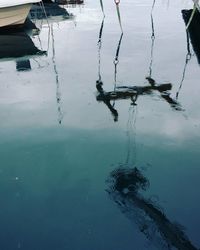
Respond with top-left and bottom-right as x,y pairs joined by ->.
0,31 -> 45,60
30,2 -> 73,21
43,0 -> 84,4
107,167 -> 198,250
55,0 -> 84,4
182,9 -> 200,64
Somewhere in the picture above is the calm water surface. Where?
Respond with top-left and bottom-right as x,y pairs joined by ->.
0,0 -> 200,249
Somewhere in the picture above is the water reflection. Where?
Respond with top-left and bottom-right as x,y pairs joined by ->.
0,27 -> 46,71
54,0 -> 84,5
96,0 -> 182,122
30,1 -> 74,22
51,24 -> 63,124
182,9 -> 200,64
175,8 -> 200,99
96,78 -> 182,121
106,167 -> 198,250
176,33 -> 191,100
103,2 -> 198,249
148,0 -> 155,78
29,2 -> 74,124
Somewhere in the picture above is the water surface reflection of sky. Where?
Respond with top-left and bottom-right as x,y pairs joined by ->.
0,0 -> 200,249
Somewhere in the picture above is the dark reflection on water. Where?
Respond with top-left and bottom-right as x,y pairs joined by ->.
182,8 -> 200,64
96,77 -> 183,122
107,167 -> 198,250
30,1 -> 73,21
0,30 -> 45,60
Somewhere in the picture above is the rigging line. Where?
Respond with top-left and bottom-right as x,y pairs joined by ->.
176,31 -> 191,100
97,18 -> 105,82
99,0 -> 105,16
51,24 -> 63,125
114,0 -> 123,33
38,1 -> 51,54
112,32 -> 123,109
148,0 -> 156,78
112,0 -> 123,99
39,1 -> 50,29
186,1 -> 200,29
113,32 -> 123,88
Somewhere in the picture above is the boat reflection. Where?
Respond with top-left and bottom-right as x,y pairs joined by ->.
0,26 -> 46,71
106,167 -> 198,250
182,8 -> 200,64
55,0 -> 84,5
30,0 -> 74,23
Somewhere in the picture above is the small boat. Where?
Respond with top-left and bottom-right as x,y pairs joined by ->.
0,0 -> 41,28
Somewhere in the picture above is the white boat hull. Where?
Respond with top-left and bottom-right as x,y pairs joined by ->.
0,4 -> 32,28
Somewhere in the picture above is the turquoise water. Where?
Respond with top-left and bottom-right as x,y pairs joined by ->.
0,0 -> 200,249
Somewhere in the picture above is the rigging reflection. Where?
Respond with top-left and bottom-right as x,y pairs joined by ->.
29,1 -> 74,124
51,23 -> 63,124
176,31 -> 191,100
96,0 -> 182,122
102,2 -> 198,249
96,78 -> 182,121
